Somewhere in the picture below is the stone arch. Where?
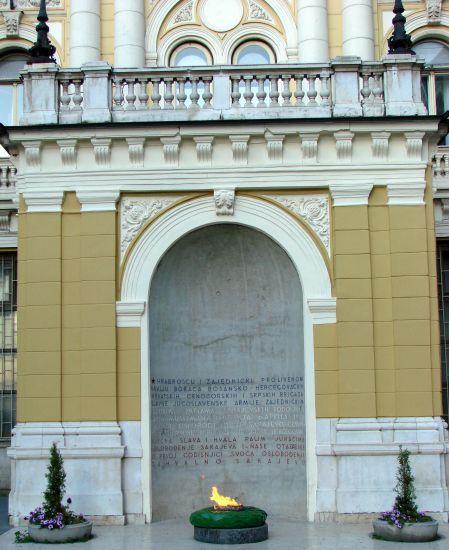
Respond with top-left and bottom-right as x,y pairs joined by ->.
145,0 -> 297,66
119,194 -> 335,522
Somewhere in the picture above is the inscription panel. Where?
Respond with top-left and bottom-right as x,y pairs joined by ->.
150,225 -> 306,519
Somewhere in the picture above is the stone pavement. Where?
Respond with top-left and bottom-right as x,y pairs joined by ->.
0,519 -> 449,549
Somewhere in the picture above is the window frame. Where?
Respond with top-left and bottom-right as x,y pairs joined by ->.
231,40 -> 276,65
169,42 -> 213,67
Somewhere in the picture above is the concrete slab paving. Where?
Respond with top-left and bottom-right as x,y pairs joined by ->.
0,519 -> 448,550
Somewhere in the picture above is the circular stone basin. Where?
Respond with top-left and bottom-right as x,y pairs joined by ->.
373,519 -> 439,543
190,507 -> 268,545
190,506 -> 267,529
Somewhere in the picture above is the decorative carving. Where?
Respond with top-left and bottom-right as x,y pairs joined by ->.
1,9 -> 23,37
334,131 -> 354,161
371,132 -> 390,160
265,132 -> 284,162
172,0 -> 194,24
24,141 -> 41,169
57,139 -> 77,168
16,0 -> 61,8
0,1 -> 7,7
299,133 -> 319,162
127,138 -> 145,167
161,136 -> 181,166
405,131 -> 424,160
270,195 -> 330,253
427,0 -> 442,24
229,135 -> 249,164
194,136 -> 214,165
121,196 -> 180,258
249,0 -> 272,21
214,188 -> 235,216
91,138 -> 111,167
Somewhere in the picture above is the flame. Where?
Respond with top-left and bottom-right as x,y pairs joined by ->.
210,486 -> 241,509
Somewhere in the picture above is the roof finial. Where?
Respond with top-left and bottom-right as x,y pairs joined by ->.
28,0 -> 56,64
388,0 -> 415,55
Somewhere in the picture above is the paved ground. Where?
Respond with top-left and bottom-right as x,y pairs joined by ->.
0,519 -> 448,550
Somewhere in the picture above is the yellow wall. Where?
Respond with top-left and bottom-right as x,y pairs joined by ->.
315,183 -> 441,418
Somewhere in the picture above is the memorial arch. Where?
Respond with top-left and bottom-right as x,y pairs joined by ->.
119,193 -> 335,521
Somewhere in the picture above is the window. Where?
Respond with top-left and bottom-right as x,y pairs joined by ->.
0,51 -> 29,126
233,41 -> 275,65
0,253 -> 17,441
170,43 -> 212,67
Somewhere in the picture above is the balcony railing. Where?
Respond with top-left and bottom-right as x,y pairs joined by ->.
18,56 -> 428,126
0,158 -> 16,197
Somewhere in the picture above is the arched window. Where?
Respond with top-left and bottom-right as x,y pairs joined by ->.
0,50 -> 29,126
414,40 -> 449,65
170,43 -> 212,67
414,40 -> 449,125
233,41 -> 275,64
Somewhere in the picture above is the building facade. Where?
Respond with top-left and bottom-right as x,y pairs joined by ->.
1,0 -> 449,524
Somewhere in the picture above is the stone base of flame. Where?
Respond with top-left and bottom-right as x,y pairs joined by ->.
190,506 -> 268,545
194,524 -> 268,544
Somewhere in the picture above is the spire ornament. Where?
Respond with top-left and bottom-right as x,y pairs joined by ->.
28,0 -> 56,64
388,0 -> 414,55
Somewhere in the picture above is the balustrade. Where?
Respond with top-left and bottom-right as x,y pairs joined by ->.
17,58 -> 427,125
0,159 -> 17,195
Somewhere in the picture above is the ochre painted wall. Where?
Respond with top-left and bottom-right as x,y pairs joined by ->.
315,182 -> 441,418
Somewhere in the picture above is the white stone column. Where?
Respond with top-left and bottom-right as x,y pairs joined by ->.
342,0 -> 375,60
297,0 -> 329,63
114,0 -> 145,68
69,0 -> 101,67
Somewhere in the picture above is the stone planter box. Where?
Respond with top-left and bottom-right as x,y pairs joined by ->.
373,519 -> 439,543
28,521 -> 92,543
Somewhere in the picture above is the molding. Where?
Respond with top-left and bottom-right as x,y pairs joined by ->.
387,180 -> 426,205
308,298 -> 337,324
214,188 -> 235,216
371,132 -> 390,160
127,138 -> 145,167
160,135 -> 181,167
116,301 -> 146,327
23,141 -> 41,169
91,138 -> 112,168
265,131 -> 285,163
193,136 -> 214,166
0,233 -> 17,247
120,195 -> 183,259
300,133 -> 319,163
1,9 -> 23,37
229,135 -> 249,165
57,139 -> 77,169
334,131 -> 354,162
76,190 -> 120,212
427,0 -> 442,24
267,194 -> 331,254
329,182 -> 373,206
405,131 -> 424,160
23,191 -> 64,213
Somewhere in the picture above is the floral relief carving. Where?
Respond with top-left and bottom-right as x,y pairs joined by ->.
249,0 -> 272,21
16,0 -> 61,8
427,0 -> 442,24
0,1 -> 8,7
270,195 -> 330,253
121,197 -> 181,258
214,189 -> 235,216
2,10 -> 22,36
172,0 -> 194,24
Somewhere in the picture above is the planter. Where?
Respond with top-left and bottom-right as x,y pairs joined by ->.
373,519 -> 439,543
28,521 -> 92,543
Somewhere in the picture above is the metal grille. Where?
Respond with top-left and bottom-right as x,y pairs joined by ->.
0,253 -> 16,440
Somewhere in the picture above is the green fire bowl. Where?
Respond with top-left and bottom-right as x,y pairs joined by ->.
189,507 -> 267,529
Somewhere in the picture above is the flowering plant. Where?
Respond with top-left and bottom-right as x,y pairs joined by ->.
25,443 -> 85,530
379,446 -> 433,529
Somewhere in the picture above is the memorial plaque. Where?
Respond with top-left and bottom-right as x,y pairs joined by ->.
150,225 -> 306,519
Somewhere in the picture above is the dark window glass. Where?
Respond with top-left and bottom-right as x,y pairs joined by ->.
0,253 -> 17,440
